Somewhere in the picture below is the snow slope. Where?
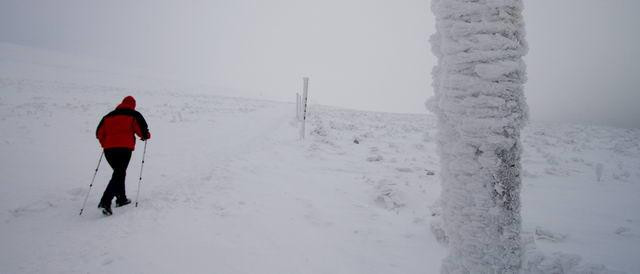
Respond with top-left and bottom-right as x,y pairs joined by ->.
1,44 -> 639,273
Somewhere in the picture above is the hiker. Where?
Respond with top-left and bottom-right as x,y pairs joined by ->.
95,96 -> 150,216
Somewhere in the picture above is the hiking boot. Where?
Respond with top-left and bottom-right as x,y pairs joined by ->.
115,198 -> 132,208
98,202 -> 112,216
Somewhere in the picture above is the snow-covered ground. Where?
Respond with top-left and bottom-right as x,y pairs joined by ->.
0,44 -> 639,273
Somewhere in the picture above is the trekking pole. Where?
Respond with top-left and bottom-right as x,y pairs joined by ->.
79,151 -> 104,215
134,140 -> 148,207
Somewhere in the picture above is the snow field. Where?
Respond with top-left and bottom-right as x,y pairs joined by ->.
1,42 -> 639,273
0,78 -> 446,273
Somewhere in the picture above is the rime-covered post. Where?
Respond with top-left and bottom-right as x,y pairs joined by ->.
300,77 -> 309,139
428,0 -> 528,273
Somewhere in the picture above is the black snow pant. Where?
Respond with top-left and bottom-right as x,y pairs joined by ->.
100,148 -> 132,206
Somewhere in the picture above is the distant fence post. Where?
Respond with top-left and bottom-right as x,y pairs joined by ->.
300,77 -> 309,140
296,93 -> 301,121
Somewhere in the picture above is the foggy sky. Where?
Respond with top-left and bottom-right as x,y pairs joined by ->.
1,0 -> 639,128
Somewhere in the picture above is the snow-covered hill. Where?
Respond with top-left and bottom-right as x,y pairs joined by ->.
0,44 -> 638,273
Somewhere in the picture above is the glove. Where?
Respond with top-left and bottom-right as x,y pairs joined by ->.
141,131 -> 151,141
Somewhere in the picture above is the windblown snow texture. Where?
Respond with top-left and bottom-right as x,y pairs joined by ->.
428,0 -> 528,273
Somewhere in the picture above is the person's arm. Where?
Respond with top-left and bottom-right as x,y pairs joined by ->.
133,112 -> 150,140
96,117 -> 107,146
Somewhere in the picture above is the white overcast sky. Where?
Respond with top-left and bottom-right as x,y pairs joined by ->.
1,0 -> 639,128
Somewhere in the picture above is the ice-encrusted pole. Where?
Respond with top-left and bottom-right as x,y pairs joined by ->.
428,0 -> 528,273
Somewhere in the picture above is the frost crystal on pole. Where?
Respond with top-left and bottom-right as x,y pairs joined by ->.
428,0 -> 528,273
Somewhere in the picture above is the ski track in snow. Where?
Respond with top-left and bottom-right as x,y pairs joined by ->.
0,76 -> 639,273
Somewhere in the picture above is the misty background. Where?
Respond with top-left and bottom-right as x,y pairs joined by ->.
1,0 -> 638,128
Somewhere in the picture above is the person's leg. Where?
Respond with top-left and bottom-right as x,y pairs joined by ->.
100,149 -> 119,207
113,149 -> 132,203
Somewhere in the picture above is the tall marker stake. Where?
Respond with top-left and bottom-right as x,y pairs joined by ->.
300,77 -> 309,139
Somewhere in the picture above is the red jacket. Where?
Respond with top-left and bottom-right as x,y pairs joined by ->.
96,96 -> 150,150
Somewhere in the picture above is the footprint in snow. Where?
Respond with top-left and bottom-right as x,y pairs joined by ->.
10,200 -> 56,218
614,227 -> 634,237
367,155 -> 384,162
101,258 -> 114,266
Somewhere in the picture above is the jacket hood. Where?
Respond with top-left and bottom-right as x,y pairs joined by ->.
116,96 -> 136,110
